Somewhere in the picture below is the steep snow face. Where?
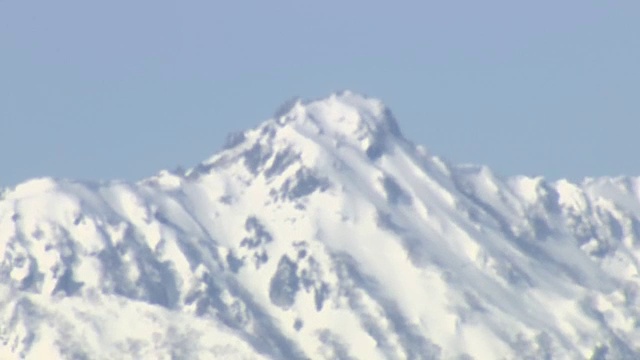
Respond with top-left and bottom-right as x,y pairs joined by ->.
282,91 -> 402,158
0,285 -> 263,360
2,92 -> 640,359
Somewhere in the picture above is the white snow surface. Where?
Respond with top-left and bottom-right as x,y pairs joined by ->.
2,91 -> 640,359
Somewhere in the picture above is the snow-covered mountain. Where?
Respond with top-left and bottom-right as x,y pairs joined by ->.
2,91 -> 640,359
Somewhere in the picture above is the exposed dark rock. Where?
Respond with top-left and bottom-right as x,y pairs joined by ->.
241,216 -> 273,249
52,267 -> 83,296
381,176 -> 412,205
269,256 -> 300,309
243,143 -> 273,175
273,97 -> 300,119
226,251 -> 244,273
280,168 -> 330,200
365,141 -> 385,161
264,149 -> 300,179
314,283 -> 330,311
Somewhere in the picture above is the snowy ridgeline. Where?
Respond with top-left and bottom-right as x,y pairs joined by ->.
2,92 -> 640,359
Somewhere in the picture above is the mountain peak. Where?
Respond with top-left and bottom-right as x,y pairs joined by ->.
204,92 -> 406,175
4,93 -> 640,359
275,91 -> 402,140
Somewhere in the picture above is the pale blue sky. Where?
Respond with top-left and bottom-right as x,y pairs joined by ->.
1,1 -> 639,187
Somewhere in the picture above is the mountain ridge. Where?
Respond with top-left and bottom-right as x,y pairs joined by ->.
2,92 -> 640,359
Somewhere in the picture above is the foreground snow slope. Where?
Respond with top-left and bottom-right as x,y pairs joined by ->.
2,92 -> 640,359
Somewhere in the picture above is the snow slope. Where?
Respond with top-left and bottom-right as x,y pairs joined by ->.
2,91 -> 640,359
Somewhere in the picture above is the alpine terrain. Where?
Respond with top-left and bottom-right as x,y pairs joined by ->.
2,92 -> 640,359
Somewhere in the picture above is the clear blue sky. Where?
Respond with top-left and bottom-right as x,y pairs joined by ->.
2,1 -> 639,187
